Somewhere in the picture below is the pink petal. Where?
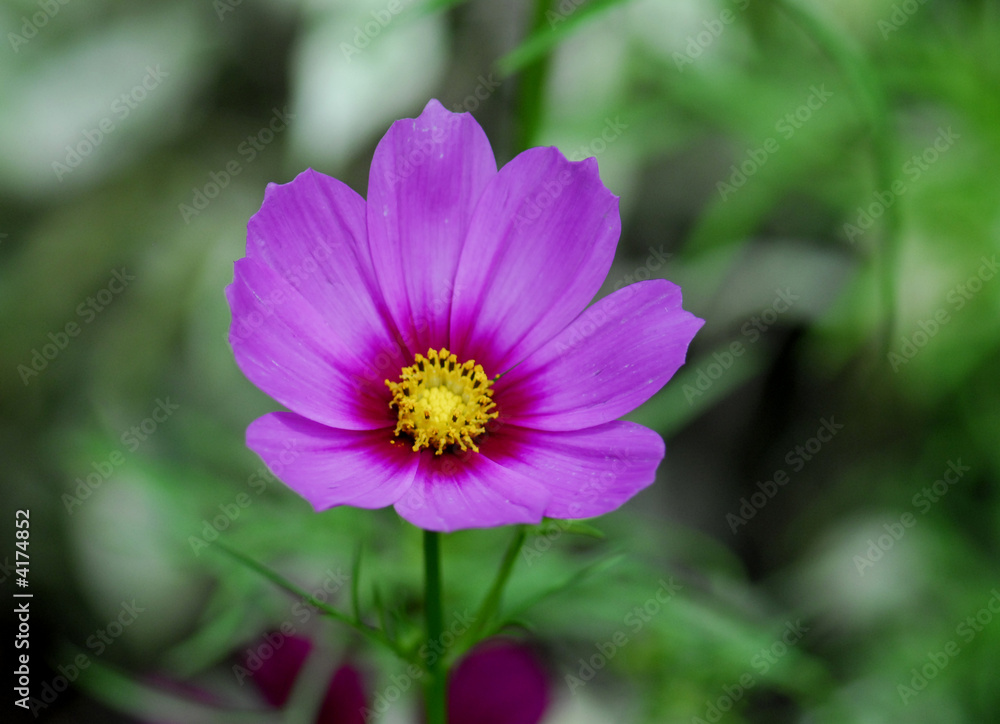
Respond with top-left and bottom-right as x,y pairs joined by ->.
248,634 -> 368,724
318,665 -> 368,724
449,147 -> 620,375
245,168 -> 404,377
247,412 -> 418,510
249,635 -> 312,708
367,99 -> 497,356
449,640 -> 549,724
496,279 -> 704,431
485,422 -> 665,518
227,257 -> 396,430
393,449 -> 551,532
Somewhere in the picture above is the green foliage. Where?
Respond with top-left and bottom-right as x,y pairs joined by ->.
3,0 -> 999,722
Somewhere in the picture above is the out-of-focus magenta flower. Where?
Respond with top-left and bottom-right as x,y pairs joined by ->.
448,640 -> 549,724
227,99 -> 703,532
250,634 -> 311,708
249,635 -> 549,724
145,635 -> 549,723
247,635 -> 366,724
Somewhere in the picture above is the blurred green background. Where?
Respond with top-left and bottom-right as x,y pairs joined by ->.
2,0 -> 999,721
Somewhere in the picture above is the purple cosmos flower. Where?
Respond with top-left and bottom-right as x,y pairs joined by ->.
247,636 -> 366,724
448,640 -> 549,724
245,635 -> 548,724
140,636 -> 548,724
227,99 -> 703,532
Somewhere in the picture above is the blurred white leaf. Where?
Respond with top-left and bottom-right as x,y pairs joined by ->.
0,5 -> 209,196
289,1 -> 446,168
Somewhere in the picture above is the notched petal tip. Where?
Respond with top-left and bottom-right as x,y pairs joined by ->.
259,168 -> 319,203
528,146 -> 620,200
448,143 -> 621,372
256,167 -> 327,205
421,97 -> 448,115
367,94 -> 497,357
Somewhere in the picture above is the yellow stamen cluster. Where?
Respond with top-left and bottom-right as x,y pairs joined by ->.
386,348 -> 498,455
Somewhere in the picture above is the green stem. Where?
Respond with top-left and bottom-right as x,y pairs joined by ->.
472,526 -> 526,636
774,0 -> 899,356
213,540 -> 412,663
514,0 -> 554,151
449,526 -> 527,664
424,530 -> 447,724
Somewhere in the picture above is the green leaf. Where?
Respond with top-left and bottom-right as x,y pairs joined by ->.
74,655 -> 275,723
530,518 -> 606,540
210,540 -> 413,663
497,0 -> 633,76
510,553 -> 624,615
350,544 -> 363,623
372,583 -> 400,652
462,552 -> 627,655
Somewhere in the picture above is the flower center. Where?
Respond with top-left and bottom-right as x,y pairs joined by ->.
386,348 -> 498,455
